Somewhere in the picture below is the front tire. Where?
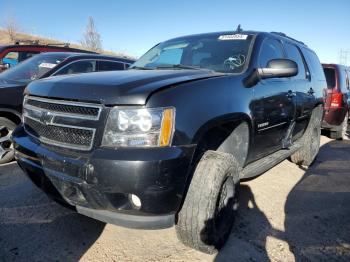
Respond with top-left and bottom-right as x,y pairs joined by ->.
290,105 -> 323,166
176,150 -> 240,254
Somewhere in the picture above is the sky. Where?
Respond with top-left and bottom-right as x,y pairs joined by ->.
0,0 -> 349,63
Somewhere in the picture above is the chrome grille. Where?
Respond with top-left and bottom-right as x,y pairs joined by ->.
23,96 -> 102,150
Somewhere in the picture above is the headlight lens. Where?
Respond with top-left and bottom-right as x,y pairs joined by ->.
102,107 -> 175,147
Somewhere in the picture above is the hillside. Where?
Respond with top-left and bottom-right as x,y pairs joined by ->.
0,28 -> 135,59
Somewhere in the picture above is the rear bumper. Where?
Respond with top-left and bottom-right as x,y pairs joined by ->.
13,125 -> 196,229
322,107 -> 348,129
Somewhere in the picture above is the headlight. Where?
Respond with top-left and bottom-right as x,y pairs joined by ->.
102,107 -> 175,147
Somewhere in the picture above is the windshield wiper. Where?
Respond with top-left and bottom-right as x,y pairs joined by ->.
156,64 -> 201,70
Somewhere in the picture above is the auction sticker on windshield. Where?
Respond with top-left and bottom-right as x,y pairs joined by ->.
218,34 -> 248,40
39,63 -> 57,69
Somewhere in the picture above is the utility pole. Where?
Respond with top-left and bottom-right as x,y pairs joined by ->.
339,49 -> 348,66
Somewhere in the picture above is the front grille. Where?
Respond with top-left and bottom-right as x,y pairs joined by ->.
25,118 -> 94,147
25,97 -> 101,119
23,96 -> 102,150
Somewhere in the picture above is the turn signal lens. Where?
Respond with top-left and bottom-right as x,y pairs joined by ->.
160,108 -> 175,147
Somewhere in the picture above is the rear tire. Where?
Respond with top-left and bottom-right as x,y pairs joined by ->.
0,117 -> 17,165
176,150 -> 240,254
330,112 -> 348,140
290,105 -> 323,166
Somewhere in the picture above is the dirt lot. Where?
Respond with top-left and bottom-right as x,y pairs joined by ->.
1,134 -> 350,262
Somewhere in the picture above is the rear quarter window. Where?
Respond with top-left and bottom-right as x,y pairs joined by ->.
301,48 -> 325,81
323,68 -> 336,89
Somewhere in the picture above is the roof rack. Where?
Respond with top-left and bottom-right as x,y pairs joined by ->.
270,32 -> 306,46
13,39 -> 70,47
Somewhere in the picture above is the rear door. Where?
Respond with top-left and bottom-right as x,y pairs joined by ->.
252,38 -> 296,159
284,42 -> 314,140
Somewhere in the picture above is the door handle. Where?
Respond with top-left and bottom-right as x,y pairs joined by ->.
308,88 -> 315,95
286,90 -> 295,98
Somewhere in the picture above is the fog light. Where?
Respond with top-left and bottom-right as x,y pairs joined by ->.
129,194 -> 141,209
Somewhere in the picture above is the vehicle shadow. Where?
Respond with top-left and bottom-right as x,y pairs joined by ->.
215,138 -> 350,261
283,139 -> 350,261
214,184 -> 279,261
0,163 -> 106,262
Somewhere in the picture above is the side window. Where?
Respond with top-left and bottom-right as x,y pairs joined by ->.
98,61 -> 125,71
284,43 -> 306,79
259,38 -> 284,68
2,52 -> 19,67
301,49 -> 325,81
54,60 -> 97,76
345,70 -> 350,90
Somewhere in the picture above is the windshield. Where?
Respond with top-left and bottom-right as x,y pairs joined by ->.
0,53 -> 69,82
131,33 -> 254,73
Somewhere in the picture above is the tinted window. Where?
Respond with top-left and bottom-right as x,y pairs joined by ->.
18,52 -> 39,62
323,68 -> 336,89
301,49 -> 325,80
259,38 -> 284,68
285,43 -> 306,79
54,60 -> 96,76
99,60 -> 124,71
346,69 -> 350,90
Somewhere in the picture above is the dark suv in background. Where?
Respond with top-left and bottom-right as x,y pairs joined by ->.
13,31 -> 325,253
0,40 -> 94,72
322,64 -> 349,139
0,52 -> 134,164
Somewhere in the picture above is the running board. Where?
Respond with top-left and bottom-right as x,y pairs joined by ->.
241,143 -> 302,180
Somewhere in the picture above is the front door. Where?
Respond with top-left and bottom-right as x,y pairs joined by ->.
251,38 -> 296,160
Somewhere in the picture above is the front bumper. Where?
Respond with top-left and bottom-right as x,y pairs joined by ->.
13,125 -> 196,229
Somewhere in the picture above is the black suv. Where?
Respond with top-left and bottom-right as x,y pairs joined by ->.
0,52 -> 134,164
12,31 -> 326,253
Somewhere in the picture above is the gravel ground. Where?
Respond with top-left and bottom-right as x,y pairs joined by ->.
1,134 -> 350,262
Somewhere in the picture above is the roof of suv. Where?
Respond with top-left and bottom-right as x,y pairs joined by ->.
166,30 -> 308,48
40,52 -> 135,63
0,43 -> 96,53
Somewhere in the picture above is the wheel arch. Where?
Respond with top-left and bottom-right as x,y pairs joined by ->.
176,113 -> 252,214
0,108 -> 22,125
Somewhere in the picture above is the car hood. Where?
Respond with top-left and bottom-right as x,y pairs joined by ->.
0,77 -> 27,88
26,69 -> 223,105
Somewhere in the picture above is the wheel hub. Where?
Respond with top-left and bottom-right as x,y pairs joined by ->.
0,125 -> 13,160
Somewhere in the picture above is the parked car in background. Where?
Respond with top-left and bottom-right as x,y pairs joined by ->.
0,52 -> 134,164
12,30 -> 325,253
322,64 -> 349,139
0,40 -> 95,72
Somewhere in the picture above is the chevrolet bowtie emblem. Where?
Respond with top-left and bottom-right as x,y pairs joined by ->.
39,111 -> 54,126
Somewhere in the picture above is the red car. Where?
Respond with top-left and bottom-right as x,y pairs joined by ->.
322,64 -> 349,139
0,41 -> 94,72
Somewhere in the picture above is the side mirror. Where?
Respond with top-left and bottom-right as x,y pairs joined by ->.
0,63 -> 10,72
244,59 -> 298,87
